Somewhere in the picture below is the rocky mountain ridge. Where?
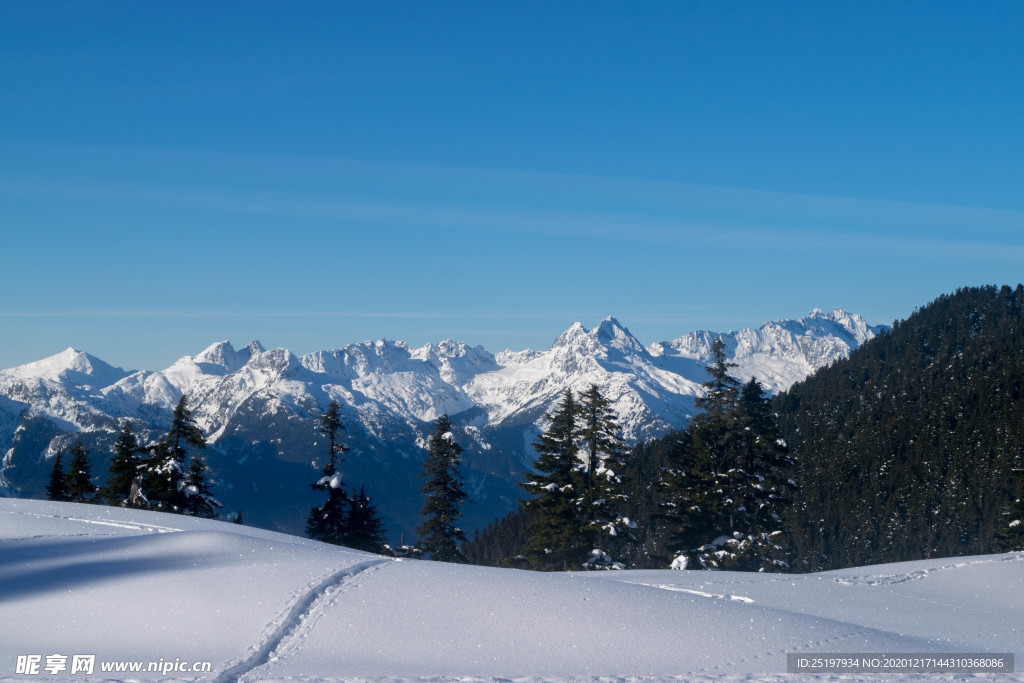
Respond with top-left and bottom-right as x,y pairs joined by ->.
0,309 -> 885,539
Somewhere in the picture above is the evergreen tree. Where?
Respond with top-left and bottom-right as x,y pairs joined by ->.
102,422 -> 144,506
578,383 -> 631,568
661,337 -> 741,569
143,395 -> 207,513
691,337 -> 741,470
306,400 -> 350,544
182,453 -> 222,518
166,394 -> 207,464
521,389 -> 586,570
715,378 -> 794,571
142,441 -> 184,511
45,450 -> 70,502
347,486 -> 388,554
64,439 -> 97,503
418,414 -> 469,562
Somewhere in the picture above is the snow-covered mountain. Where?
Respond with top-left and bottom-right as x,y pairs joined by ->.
0,309 -> 885,539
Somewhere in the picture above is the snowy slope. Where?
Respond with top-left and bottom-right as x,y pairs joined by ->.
1,499 -> 1019,682
0,310 -> 885,539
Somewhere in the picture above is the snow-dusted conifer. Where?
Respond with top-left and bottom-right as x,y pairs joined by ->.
665,345 -> 794,571
725,377 -> 795,571
521,389 -> 586,570
143,395 -> 207,513
143,441 -> 184,511
666,336 -> 741,569
578,384 -> 630,569
418,414 -> 469,562
307,400 -> 350,544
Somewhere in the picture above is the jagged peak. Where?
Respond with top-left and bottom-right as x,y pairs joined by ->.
371,337 -> 409,351
433,338 -> 465,355
594,316 -> 640,344
195,340 -> 237,363
190,339 -> 264,375
592,316 -> 646,353
426,339 -> 494,361
805,307 -> 860,324
249,346 -> 301,375
552,321 -> 590,348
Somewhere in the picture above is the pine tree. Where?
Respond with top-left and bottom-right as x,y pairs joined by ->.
306,400 -> 350,544
347,486 -> 388,554
418,414 -> 469,562
166,394 -> 207,463
142,441 -> 183,511
102,422 -> 144,506
521,389 -> 586,570
182,453 -> 222,518
714,378 -> 794,571
666,336 -> 744,569
578,384 -> 631,569
45,450 -> 70,502
692,337 -> 741,469
64,440 -> 97,503
143,395 -> 207,513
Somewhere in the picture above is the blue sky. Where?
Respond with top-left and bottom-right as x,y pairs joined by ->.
2,1 -> 1023,371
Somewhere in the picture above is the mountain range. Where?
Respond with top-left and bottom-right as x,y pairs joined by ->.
0,308 -> 885,540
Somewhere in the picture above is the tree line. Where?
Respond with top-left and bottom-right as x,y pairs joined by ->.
46,395 -> 223,519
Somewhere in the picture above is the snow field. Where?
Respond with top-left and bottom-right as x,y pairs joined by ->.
1,499 -> 1021,682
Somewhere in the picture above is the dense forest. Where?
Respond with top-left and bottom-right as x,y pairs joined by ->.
468,285 -> 1024,572
779,284 -> 1024,571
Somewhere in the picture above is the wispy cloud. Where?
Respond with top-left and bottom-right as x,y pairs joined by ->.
4,142 -> 1023,261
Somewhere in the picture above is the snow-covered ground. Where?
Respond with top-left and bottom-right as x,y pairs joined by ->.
1,499 -> 1020,682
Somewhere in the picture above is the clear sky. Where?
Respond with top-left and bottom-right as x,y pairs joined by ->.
2,1 -> 1023,372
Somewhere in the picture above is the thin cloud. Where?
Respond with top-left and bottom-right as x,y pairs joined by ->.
3,143 -> 1023,261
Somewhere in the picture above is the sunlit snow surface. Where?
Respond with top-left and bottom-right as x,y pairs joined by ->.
1,499 -> 1021,682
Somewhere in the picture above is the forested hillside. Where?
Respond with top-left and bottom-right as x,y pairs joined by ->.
778,285 -> 1024,571
468,286 -> 1024,573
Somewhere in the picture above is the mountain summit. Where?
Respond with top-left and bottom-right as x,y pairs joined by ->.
4,347 -> 130,388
